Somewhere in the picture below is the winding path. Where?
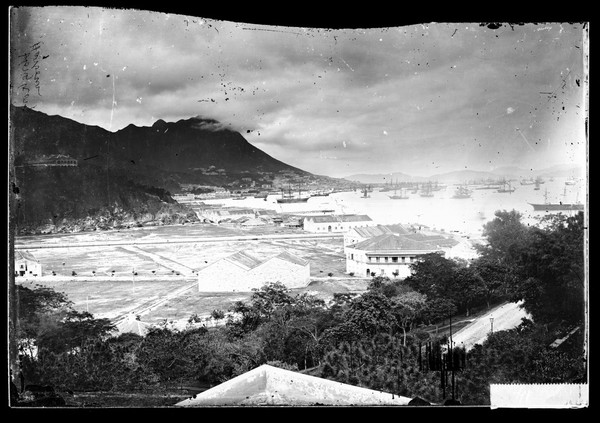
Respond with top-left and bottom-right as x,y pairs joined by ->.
450,301 -> 531,350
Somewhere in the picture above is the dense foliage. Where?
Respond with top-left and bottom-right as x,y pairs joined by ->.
12,211 -> 586,406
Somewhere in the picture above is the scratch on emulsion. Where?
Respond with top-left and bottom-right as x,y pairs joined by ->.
109,74 -> 116,130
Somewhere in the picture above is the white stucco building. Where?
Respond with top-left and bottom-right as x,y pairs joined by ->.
15,250 -> 42,277
197,250 -> 310,292
345,232 -> 458,279
303,214 -> 374,233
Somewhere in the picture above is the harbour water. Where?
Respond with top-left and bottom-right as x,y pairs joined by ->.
203,176 -> 586,239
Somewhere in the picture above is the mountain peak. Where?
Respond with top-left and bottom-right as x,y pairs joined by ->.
152,119 -> 168,128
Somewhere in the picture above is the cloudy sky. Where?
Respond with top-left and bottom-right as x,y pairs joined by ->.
10,7 -> 587,178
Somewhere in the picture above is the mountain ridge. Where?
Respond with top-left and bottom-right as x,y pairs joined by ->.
9,105 -> 313,234
344,164 -> 585,184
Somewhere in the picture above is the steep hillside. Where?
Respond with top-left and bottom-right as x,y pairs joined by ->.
9,105 -> 310,234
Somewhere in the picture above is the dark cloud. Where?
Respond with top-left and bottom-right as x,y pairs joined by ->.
10,7 -> 587,177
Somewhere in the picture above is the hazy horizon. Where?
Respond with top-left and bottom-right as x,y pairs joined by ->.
10,7 -> 588,178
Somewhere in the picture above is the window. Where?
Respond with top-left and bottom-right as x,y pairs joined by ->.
376,257 -> 380,263
401,257 -> 406,263
385,257 -> 389,263
351,253 -> 354,260
392,257 -> 398,263
368,257 -> 373,262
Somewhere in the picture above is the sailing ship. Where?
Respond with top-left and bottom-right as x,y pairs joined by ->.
361,185 -> 371,198
520,178 -> 535,185
534,180 -> 540,191
529,187 -> 584,212
419,182 -> 434,197
379,179 -> 395,192
452,185 -> 472,199
276,185 -> 310,203
388,188 -> 409,200
310,190 -> 331,197
497,180 -> 515,193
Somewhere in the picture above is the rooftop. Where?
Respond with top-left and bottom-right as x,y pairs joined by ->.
15,250 -> 38,262
305,214 -> 372,224
351,233 -> 451,252
275,250 -> 309,267
225,251 -> 265,270
223,250 -> 309,270
175,364 -> 411,406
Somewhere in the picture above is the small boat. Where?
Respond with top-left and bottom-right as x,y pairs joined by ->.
310,190 -> 331,197
565,178 -> 577,186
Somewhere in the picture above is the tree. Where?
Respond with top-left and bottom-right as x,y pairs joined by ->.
421,298 -> 457,326
344,291 -> 397,337
451,266 -> 486,316
319,333 -> 441,403
469,256 -> 510,309
477,209 -> 532,265
36,310 -> 115,354
405,252 -> 460,301
455,318 -> 586,404
136,327 -> 191,387
510,212 -> 585,326
391,290 -> 428,346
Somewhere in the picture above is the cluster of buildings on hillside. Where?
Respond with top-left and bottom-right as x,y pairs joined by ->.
25,154 -> 78,167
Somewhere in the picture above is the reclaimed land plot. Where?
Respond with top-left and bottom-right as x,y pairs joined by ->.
16,278 -> 188,320
135,237 -> 348,277
14,222 -> 307,248
24,246 -> 177,277
14,225 -> 366,327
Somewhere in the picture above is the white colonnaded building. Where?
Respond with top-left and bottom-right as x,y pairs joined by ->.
345,229 -> 458,279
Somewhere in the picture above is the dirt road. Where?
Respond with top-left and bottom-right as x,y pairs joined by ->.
451,301 -> 531,350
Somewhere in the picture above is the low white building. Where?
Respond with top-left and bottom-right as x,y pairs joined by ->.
345,233 -> 457,279
303,214 -> 374,233
15,250 -> 42,277
197,250 -> 310,292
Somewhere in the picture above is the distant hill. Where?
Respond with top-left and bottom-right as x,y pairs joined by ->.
9,105 -> 311,234
345,164 -> 586,184
344,172 -> 422,184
